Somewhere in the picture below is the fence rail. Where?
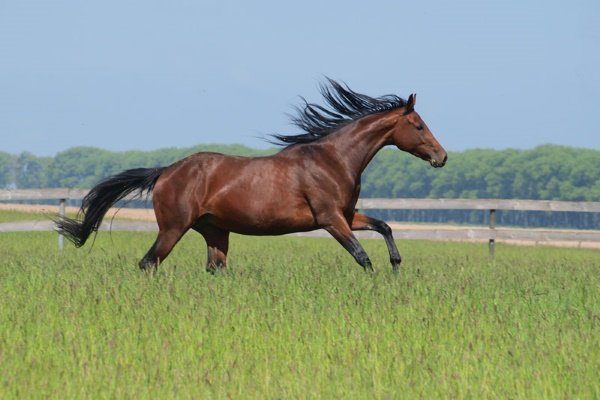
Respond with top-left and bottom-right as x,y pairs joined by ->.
1,189 -> 599,254
0,188 -> 90,201
3,189 -> 600,212
356,198 -> 600,212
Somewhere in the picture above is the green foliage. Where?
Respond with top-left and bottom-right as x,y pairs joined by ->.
0,144 -> 598,200
45,144 -> 273,188
363,144 -> 600,201
15,152 -> 51,188
0,151 -> 16,188
0,232 -> 598,398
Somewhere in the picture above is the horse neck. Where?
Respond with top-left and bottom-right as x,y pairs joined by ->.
325,113 -> 396,183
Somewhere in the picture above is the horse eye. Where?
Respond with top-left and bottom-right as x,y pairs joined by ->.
416,125 -> 424,131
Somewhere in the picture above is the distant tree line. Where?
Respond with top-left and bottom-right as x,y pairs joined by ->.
0,144 -> 270,189
362,144 -> 600,201
360,144 -> 600,228
1,144 -> 598,200
1,144 -> 598,228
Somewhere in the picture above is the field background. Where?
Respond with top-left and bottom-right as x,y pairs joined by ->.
3,144 -> 600,230
0,209 -> 598,399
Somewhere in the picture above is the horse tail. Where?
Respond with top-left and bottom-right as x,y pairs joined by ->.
55,167 -> 165,247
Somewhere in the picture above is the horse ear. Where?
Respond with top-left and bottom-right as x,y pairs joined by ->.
405,93 -> 416,113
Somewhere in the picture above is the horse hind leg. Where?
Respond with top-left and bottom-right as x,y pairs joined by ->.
139,228 -> 187,270
193,224 -> 230,273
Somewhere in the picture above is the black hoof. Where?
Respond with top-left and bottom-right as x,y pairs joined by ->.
363,263 -> 375,273
138,261 -> 157,271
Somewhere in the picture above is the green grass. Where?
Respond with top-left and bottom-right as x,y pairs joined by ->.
0,209 -> 55,223
0,231 -> 598,399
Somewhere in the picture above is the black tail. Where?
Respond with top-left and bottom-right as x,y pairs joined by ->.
55,167 -> 165,247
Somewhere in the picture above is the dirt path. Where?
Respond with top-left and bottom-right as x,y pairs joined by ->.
0,203 -> 157,221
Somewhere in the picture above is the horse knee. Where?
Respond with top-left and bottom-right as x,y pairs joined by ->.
375,221 -> 392,236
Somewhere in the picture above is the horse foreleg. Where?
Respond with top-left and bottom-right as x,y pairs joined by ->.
351,212 -> 401,273
324,217 -> 374,272
194,225 -> 230,273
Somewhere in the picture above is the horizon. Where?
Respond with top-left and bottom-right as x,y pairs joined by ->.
2,141 -> 598,158
1,1 -> 598,155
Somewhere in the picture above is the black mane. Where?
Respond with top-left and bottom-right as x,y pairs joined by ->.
270,78 -> 407,146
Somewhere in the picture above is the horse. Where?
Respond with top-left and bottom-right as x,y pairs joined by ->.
56,79 -> 447,273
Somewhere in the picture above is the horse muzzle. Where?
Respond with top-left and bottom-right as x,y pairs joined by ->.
429,153 -> 448,168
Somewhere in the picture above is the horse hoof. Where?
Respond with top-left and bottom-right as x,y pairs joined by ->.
139,262 -> 156,271
206,266 -> 226,275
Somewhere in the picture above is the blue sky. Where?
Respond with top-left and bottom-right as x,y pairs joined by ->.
1,0 -> 598,155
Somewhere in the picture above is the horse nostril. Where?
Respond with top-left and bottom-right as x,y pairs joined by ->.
442,154 -> 448,164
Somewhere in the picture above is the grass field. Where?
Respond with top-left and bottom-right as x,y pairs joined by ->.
0,209 -> 54,223
1,226 -> 599,398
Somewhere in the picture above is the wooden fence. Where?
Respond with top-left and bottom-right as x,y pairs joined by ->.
1,189 -> 600,254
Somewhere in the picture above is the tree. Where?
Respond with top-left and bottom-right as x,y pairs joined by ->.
15,152 -> 50,188
1,144 -> 598,202
0,151 -> 16,188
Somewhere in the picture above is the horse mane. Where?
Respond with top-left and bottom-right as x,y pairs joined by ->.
270,78 -> 407,146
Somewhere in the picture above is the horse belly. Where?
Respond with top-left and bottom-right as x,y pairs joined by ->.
207,192 -> 316,235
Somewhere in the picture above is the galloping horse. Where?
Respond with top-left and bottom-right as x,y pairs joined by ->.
56,79 -> 447,273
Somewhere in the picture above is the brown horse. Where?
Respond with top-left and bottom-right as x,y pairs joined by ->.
56,79 -> 447,273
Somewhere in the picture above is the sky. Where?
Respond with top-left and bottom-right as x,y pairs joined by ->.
0,0 -> 598,156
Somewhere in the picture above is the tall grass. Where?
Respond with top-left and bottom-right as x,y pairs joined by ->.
0,231 -> 598,399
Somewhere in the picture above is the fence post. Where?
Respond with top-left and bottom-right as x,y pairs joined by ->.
58,198 -> 66,251
488,209 -> 496,257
